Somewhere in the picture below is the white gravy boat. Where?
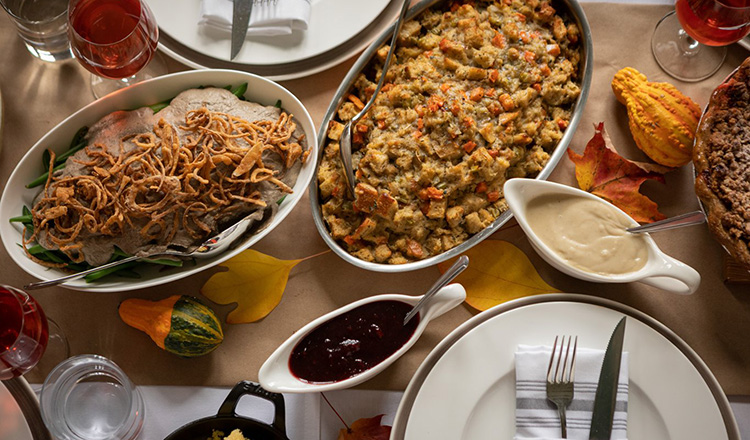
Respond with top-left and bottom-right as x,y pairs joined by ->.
504,179 -> 700,294
258,283 -> 466,393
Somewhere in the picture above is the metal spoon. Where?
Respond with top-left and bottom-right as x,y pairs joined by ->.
339,0 -> 411,196
404,255 -> 469,325
626,210 -> 706,234
24,211 -> 264,290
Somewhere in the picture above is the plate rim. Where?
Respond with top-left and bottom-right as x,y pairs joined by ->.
3,376 -> 49,440
390,293 -> 740,440
151,0 -> 400,80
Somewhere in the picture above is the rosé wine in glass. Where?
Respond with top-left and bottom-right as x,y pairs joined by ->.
0,285 -> 49,380
675,0 -> 750,46
68,0 -> 163,98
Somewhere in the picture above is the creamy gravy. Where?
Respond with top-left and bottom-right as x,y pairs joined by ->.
525,194 -> 649,275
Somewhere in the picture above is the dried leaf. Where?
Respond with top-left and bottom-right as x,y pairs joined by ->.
567,122 -> 668,223
337,415 -> 392,440
200,249 -> 302,324
437,240 -> 559,311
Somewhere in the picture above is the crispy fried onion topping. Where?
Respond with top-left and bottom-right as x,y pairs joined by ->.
26,109 -> 305,265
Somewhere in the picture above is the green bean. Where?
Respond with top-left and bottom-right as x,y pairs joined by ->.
9,214 -> 32,223
27,162 -> 65,188
231,83 -> 248,99
142,257 -> 183,267
84,261 -> 139,283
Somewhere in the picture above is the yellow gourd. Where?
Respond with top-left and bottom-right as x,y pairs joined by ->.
611,67 -> 701,167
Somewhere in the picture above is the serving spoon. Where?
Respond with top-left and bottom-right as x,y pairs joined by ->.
24,211 -> 264,290
404,255 -> 469,325
338,0 -> 411,196
626,211 -> 706,234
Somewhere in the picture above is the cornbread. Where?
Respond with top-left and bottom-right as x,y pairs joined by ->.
694,57 -> 750,268
318,0 -> 582,264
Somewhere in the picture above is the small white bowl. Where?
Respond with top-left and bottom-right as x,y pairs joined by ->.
504,179 -> 700,294
258,283 -> 466,393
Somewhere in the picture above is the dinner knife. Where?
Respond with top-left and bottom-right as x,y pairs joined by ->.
589,317 -> 626,440
231,0 -> 253,60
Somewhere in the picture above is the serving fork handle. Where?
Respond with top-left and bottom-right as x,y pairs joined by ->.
24,255 -> 144,290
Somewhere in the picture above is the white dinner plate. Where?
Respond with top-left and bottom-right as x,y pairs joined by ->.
148,0 -> 398,80
0,69 -> 317,292
392,294 -> 739,440
1,377 -> 47,440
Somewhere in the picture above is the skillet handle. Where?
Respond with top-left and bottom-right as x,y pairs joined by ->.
217,381 -> 287,436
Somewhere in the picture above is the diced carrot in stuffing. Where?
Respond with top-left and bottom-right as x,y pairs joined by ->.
499,93 -> 514,111
347,94 -> 365,110
413,130 -> 423,139
524,51 -> 535,63
547,44 -> 560,56
377,119 -> 387,129
462,141 -> 477,153
417,118 -> 424,130
540,64 -> 551,76
415,104 -> 426,117
487,191 -> 500,202
469,87 -> 485,102
356,124 -> 368,133
475,182 -> 488,193
427,95 -> 444,112
492,32 -> 506,48
418,186 -> 444,200
488,69 -> 499,83
557,118 -> 569,129
532,83 -> 542,92
440,83 -> 451,93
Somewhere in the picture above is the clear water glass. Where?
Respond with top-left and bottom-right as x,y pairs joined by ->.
40,354 -> 145,440
0,0 -> 74,62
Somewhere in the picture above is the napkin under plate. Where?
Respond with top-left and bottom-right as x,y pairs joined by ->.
515,344 -> 628,440
200,0 -> 311,37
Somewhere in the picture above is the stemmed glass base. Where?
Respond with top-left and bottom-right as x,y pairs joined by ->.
89,51 -> 168,99
652,10 -> 726,82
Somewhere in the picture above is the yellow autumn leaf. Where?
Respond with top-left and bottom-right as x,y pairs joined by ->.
437,240 -> 560,311
200,249 -> 302,324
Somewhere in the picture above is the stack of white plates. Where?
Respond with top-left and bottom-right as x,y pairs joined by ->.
148,0 -> 402,80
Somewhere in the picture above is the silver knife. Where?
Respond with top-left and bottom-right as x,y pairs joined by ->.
231,0 -> 253,60
589,317 -> 626,440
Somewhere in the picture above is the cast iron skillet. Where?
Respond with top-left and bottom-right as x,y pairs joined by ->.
164,381 -> 288,440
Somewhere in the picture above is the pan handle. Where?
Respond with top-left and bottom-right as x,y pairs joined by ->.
217,381 -> 287,436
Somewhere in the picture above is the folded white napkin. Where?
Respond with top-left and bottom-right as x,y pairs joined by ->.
199,0 -> 311,37
515,345 -> 628,440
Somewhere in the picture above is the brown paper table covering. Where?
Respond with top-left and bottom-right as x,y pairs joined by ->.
1,3 -> 749,395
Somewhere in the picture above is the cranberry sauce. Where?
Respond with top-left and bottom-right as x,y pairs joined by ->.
289,300 -> 419,383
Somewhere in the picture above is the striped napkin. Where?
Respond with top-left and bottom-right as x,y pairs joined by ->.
200,0 -> 311,37
515,345 -> 629,440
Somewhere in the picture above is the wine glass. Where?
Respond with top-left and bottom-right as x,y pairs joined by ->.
652,0 -> 750,82
0,285 -> 54,379
67,0 -> 166,98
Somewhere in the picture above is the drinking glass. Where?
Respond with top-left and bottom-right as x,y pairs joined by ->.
652,0 -> 750,82
0,0 -> 74,62
0,285 -> 49,380
67,0 -> 165,98
40,354 -> 145,440
0,285 -> 69,381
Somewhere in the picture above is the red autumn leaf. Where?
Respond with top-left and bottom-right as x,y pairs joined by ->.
336,415 -> 392,440
567,122 -> 669,223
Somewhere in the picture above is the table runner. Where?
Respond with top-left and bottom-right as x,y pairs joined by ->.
1,3 -> 749,395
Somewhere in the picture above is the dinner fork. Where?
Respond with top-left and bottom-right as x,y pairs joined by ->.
546,335 -> 578,438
